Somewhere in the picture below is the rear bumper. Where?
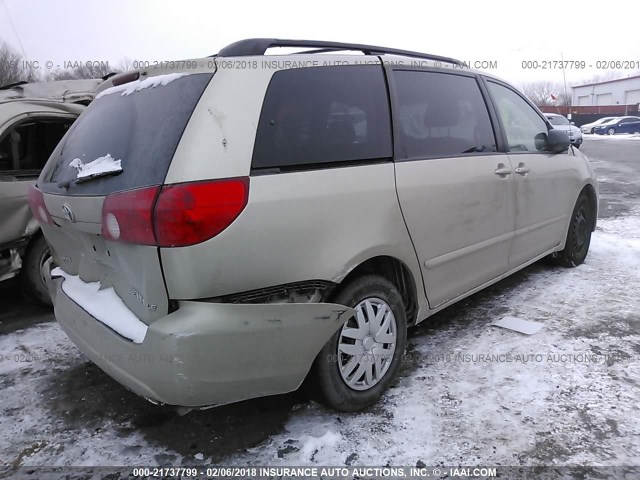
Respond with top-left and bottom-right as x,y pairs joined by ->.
46,269 -> 353,408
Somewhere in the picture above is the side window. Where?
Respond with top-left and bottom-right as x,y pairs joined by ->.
0,118 -> 74,176
486,82 -> 548,152
393,71 -> 496,158
252,65 -> 392,170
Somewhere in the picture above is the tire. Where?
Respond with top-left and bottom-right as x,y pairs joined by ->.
311,274 -> 407,412
573,142 -> 581,149
19,235 -> 53,307
607,128 -> 615,135
551,193 -> 593,267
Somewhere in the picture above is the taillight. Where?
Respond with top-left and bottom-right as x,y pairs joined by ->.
28,185 -> 53,225
101,178 -> 249,247
154,178 -> 249,247
101,186 -> 159,245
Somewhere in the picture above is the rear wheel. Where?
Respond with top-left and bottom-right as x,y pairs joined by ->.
19,235 -> 52,307
311,275 -> 407,412
552,193 -> 593,267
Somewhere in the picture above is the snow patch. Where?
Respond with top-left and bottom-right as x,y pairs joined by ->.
51,267 -> 147,344
96,72 -> 190,99
69,154 -> 122,180
492,316 -> 543,335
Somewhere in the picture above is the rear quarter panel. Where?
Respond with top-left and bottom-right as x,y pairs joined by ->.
160,162 -> 426,314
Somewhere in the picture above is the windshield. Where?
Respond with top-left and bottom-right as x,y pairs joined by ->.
547,115 -> 570,126
39,73 -> 213,196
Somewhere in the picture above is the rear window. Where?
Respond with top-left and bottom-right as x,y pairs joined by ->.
39,73 -> 213,195
252,65 -> 392,171
547,115 -> 569,126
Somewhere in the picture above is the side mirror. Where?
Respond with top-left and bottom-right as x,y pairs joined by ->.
570,121 -> 575,126
546,129 -> 570,153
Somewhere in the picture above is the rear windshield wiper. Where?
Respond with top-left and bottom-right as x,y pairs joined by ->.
75,169 -> 123,184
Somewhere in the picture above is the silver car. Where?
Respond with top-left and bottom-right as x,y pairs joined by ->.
0,79 -> 100,304
32,39 -> 598,412
545,113 -> 583,148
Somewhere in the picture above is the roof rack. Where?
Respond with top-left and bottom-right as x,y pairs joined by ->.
215,38 -> 464,66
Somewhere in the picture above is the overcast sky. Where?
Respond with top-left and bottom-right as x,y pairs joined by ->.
1,0 -> 639,86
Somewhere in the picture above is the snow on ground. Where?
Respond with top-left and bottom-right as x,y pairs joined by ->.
1,211 -> 639,469
0,324 -> 163,470
584,133 -> 640,141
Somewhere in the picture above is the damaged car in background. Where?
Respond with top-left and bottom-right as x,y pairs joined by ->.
0,79 -> 101,304
31,39 -> 598,413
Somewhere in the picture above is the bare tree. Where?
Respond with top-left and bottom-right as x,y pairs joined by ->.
520,81 -> 570,107
0,39 -> 39,86
117,57 -> 134,72
47,61 -> 118,81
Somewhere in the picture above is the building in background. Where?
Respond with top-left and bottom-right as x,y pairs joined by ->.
540,75 -> 640,124
571,75 -> 640,115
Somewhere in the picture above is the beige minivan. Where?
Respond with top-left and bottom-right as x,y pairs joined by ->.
31,39 -> 598,412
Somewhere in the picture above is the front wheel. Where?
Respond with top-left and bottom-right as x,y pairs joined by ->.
552,193 -> 594,267
311,274 -> 407,412
607,128 -> 616,135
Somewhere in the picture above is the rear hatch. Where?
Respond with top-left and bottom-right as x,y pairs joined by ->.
35,72 -> 214,324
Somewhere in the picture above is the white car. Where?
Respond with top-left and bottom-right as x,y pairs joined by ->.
580,117 -> 618,134
545,113 -> 583,148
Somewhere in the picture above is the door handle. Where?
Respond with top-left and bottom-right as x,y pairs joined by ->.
494,163 -> 512,177
514,164 -> 530,175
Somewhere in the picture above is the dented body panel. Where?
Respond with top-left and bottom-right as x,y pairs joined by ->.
0,98 -> 86,285
48,274 -> 353,407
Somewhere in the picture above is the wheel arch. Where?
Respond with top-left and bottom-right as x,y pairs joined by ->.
580,183 -> 598,232
332,255 -> 420,326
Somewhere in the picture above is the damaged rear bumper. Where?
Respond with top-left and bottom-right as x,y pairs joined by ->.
45,269 -> 353,408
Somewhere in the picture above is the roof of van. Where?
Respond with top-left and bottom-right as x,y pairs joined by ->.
97,39 -> 512,96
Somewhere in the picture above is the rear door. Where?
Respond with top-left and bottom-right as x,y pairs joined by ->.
37,72 -> 214,324
484,80 -> 574,267
391,69 -> 515,308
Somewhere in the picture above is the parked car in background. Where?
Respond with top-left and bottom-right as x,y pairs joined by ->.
580,117 -> 618,134
0,79 -> 101,305
593,116 -> 640,135
545,113 -> 583,147
33,39 -> 598,412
